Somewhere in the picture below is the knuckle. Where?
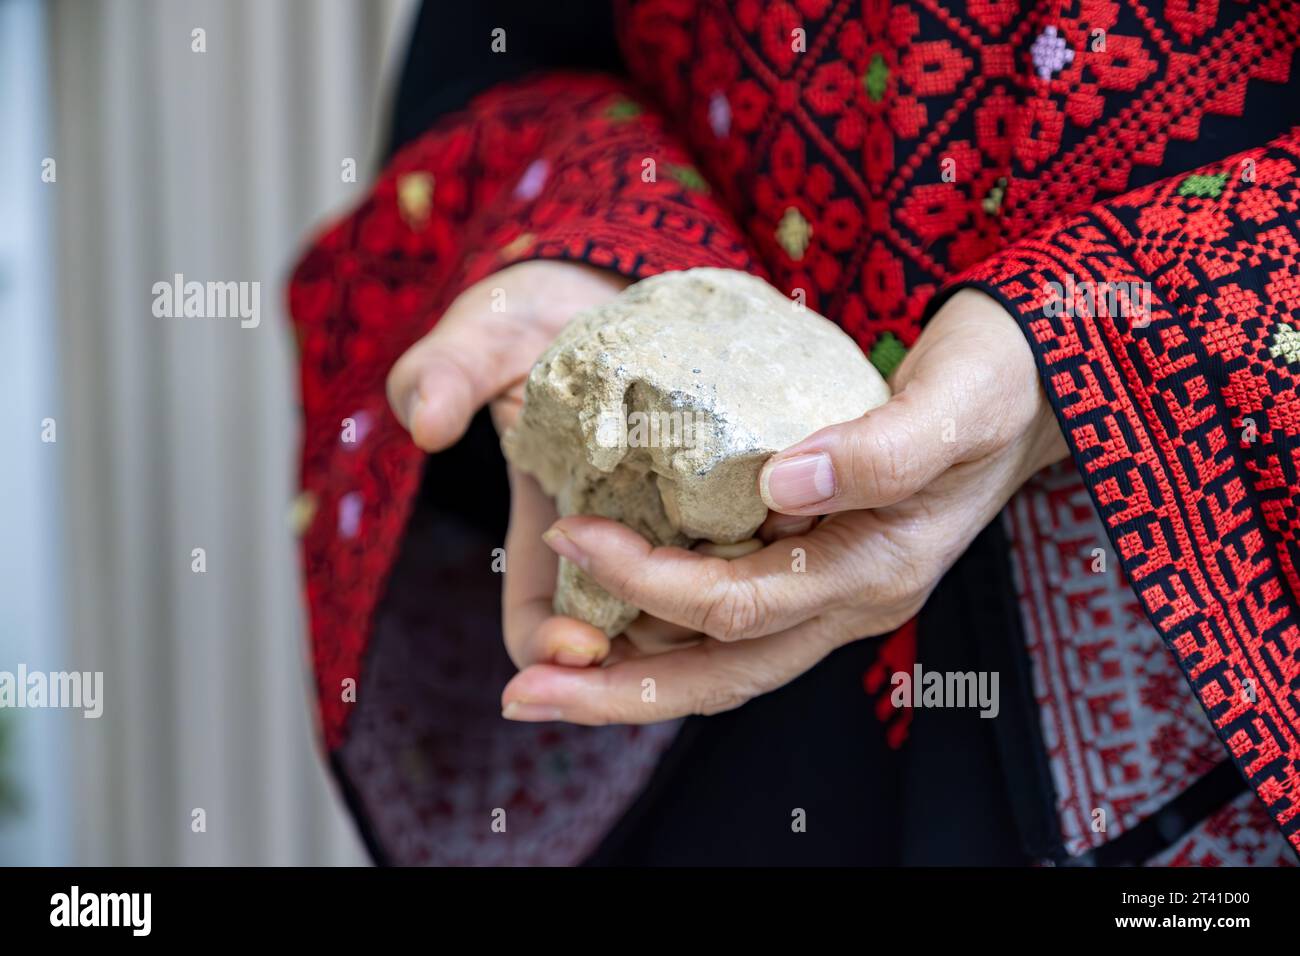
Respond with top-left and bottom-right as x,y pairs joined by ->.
851,426 -> 909,503
873,563 -> 912,605
603,559 -> 640,599
698,576 -> 764,642
871,536 -> 932,607
690,685 -> 751,717
953,355 -> 999,396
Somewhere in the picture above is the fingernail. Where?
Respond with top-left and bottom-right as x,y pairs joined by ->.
502,701 -> 565,722
763,453 -> 835,510
542,527 -> 588,571
554,644 -> 597,667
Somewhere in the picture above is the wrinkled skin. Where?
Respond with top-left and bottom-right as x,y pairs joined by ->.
387,260 -> 1068,723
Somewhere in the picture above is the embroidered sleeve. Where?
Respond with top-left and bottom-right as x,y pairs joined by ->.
286,72 -> 755,750
957,129 -> 1300,853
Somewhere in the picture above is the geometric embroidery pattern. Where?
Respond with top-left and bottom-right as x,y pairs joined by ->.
966,133 -> 1300,852
289,1 -> 1300,859
1007,464 -> 1232,856
1154,788 -> 1299,866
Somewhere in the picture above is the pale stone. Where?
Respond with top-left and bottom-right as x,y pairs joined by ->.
502,268 -> 891,634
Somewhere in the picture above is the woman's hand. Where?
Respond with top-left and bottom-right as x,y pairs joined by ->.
386,259 -> 632,671
386,259 -> 630,450
501,288 -> 1069,723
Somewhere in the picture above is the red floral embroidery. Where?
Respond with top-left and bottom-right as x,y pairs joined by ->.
291,1 -> 1300,857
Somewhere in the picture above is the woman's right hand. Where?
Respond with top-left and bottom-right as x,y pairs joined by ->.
386,259 -> 633,674
386,259 -> 630,453
386,260 -> 829,701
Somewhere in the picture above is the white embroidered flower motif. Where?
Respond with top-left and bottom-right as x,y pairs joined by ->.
338,491 -> 364,539
513,159 -> 550,202
708,91 -> 731,138
1031,25 -> 1075,81
1271,321 -> 1300,366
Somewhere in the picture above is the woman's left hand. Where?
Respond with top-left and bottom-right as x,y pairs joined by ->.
502,288 -> 1070,724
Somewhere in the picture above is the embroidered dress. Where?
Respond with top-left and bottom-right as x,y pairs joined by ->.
289,0 -> 1300,864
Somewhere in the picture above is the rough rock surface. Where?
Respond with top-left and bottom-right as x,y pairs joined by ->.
502,268 -> 891,634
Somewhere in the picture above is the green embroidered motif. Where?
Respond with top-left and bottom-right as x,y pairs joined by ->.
864,54 -> 889,103
1177,172 -> 1228,199
870,332 -> 907,379
1270,321 -> 1300,365
667,164 -> 710,193
604,98 -> 642,121
982,176 -> 1008,216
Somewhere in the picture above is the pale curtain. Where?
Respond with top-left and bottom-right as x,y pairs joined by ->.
43,0 -> 417,865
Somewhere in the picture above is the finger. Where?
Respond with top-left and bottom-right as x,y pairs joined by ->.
542,515 -> 865,642
758,372 -> 966,515
601,635 -> 643,667
758,512 -> 816,542
488,390 -> 524,436
523,616 -> 612,668
623,614 -> 703,655
693,538 -> 762,558
386,292 -> 546,452
502,468 -> 610,668
386,262 -> 629,453
501,618 -> 840,724
386,329 -> 498,453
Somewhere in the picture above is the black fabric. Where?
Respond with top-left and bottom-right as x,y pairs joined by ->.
329,750 -> 394,867
584,637 -> 903,866
406,417 -> 904,867
416,409 -> 511,541
385,0 -> 622,160
976,519 -> 1070,864
904,519 -> 1256,866
902,519 -> 1045,866
416,418 -> 904,866
1062,761 -> 1249,868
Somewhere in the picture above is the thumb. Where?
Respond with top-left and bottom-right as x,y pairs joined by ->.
759,372 -> 968,515
385,303 -> 531,453
386,262 -> 632,453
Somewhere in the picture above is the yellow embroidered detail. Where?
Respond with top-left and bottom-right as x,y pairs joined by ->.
396,172 -> 435,229
501,232 -> 536,260
288,490 -> 318,536
776,207 -> 812,261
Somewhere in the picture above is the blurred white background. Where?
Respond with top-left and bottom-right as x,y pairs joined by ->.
0,0 -> 418,864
